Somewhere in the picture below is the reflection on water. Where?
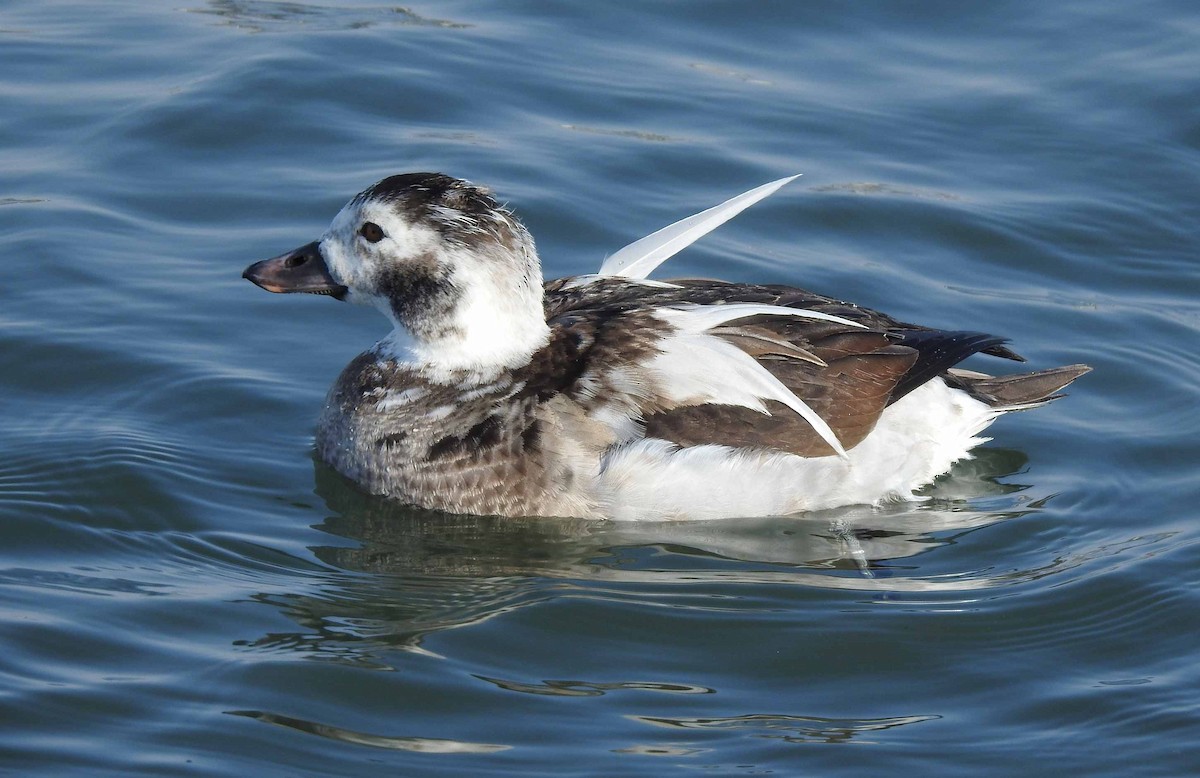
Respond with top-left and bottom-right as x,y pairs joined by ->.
474,676 -> 715,698
239,448 -> 1037,665
631,712 -> 942,745
227,710 -> 510,753
187,0 -> 470,33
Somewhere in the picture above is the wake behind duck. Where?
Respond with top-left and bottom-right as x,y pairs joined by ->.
244,173 -> 1088,520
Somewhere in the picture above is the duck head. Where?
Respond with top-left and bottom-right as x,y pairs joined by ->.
244,173 -> 550,377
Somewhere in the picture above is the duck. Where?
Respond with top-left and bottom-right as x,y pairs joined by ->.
243,172 -> 1089,521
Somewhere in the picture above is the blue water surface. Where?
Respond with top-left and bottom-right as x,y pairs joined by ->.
1,1 -> 1198,774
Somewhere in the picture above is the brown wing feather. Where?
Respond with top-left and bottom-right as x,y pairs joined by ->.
644,320 -> 918,458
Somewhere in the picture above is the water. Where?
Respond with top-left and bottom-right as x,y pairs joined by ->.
2,0 -> 1198,774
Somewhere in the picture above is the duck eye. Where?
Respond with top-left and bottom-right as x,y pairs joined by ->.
360,222 -> 385,243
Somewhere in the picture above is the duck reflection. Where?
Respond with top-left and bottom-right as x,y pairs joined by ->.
242,447 -> 1036,664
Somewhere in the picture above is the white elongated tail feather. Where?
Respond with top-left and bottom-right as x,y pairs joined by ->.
598,175 -> 802,279
560,274 -> 682,290
652,305 -> 852,459
664,302 -> 866,331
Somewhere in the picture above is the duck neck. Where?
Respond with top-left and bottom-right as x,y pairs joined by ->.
386,254 -> 550,383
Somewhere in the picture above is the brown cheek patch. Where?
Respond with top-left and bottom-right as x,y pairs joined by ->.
375,252 -> 461,341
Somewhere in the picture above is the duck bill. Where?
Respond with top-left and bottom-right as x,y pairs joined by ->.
243,241 -> 348,299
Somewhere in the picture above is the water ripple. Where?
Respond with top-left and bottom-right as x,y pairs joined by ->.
631,712 -> 942,745
185,1 -> 471,33
227,710 -> 510,753
475,676 -> 714,698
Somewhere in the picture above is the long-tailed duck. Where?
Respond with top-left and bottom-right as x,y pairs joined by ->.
244,173 -> 1089,521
